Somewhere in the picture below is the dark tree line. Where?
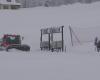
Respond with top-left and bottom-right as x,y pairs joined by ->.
16,0 -> 100,8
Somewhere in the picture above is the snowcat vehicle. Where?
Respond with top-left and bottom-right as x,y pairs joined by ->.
0,34 -> 30,51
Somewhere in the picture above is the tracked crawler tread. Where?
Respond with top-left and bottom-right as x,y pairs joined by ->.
6,44 -> 30,51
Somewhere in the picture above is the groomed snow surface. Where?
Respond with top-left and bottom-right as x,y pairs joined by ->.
0,2 -> 100,80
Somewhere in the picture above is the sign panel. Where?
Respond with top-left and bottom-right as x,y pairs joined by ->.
41,28 -> 48,34
41,26 -> 63,34
49,27 -> 61,33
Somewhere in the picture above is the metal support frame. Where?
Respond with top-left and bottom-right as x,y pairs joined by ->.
40,26 -> 64,52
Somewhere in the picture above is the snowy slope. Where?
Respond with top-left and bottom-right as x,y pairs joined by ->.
0,2 -> 100,80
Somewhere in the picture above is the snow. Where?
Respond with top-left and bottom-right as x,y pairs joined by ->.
0,2 -> 100,80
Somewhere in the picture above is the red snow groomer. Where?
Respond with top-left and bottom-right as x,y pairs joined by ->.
0,34 -> 30,51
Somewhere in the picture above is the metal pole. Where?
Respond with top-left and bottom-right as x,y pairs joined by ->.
40,29 -> 42,42
62,26 -> 64,51
40,29 -> 43,50
48,33 -> 51,51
